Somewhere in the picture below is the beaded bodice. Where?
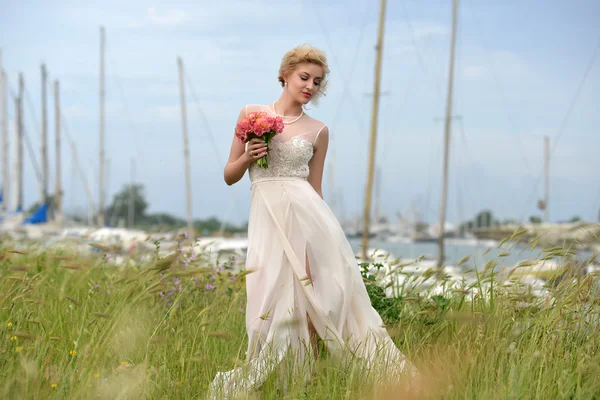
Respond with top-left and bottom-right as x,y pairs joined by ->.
245,104 -> 327,182
249,136 -> 314,181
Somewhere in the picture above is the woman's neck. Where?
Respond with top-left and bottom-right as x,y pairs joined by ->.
274,92 -> 303,117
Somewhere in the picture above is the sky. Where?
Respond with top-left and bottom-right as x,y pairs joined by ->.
1,0 -> 599,226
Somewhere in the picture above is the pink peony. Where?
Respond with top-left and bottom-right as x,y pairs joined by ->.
234,110 -> 286,169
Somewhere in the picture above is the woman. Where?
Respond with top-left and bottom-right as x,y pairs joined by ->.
210,44 -> 415,397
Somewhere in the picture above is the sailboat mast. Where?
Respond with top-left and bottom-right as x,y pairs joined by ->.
41,63 -> 48,205
437,0 -> 459,269
543,135 -> 549,223
0,50 -> 8,212
14,74 -> 24,212
362,0 -> 387,261
177,57 -> 194,238
98,26 -> 106,227
128,158 -> 135,228
54,80 -> 62,224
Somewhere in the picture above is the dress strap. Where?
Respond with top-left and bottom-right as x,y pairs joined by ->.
314,124 -> 328,144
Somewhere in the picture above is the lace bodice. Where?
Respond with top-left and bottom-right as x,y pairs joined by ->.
245,104 -> 327,182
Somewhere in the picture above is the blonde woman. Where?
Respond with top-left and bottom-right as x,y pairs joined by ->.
211,44 -> 415,397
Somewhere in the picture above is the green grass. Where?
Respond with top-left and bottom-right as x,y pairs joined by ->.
1,238 -> 599,399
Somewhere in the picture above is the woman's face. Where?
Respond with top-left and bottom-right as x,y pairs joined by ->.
285,63 -> 324,105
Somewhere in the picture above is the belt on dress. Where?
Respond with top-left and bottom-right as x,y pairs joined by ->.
250,176 -> 307,187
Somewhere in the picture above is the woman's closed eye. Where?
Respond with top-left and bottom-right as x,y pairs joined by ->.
301,76 -> 321,86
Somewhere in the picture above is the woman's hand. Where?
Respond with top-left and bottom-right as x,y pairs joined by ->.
244,138 -> 268,164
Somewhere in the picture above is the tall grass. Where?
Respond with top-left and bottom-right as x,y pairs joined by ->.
1,237 -> 599,399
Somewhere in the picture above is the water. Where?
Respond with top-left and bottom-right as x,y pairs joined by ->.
349,238 -> 594,269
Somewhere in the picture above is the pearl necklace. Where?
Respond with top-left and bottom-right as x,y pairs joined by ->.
271,102 -> 304,124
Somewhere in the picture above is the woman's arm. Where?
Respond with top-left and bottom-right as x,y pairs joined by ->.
224,107 -> 267,186
307,126 -> 329,198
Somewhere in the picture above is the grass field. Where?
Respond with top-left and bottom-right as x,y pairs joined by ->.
1,237 -> 599,399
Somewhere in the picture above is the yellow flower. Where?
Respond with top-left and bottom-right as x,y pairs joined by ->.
7,322 -> 12,328
94,373 -> 100,379
10,336 -> 17,341
69,349 -> 77,356
16,346 -> 23,352
51,383 -> 57,389
121,361 -> 128,365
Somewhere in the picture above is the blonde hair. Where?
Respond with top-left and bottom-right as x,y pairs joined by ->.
278,43 -> 330,103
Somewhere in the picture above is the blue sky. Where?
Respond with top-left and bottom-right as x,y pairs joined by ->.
1,0 -> 599,226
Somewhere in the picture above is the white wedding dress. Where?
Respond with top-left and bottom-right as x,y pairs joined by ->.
208,104 -> 415,398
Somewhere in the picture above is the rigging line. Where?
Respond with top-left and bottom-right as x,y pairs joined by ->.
548,36 -> 600,159
22,125 -> 42,185
454,167 -> 463,228
105,37 -> 146,171
453,119 -> 466,224
184,68 -> 244,228
519,35 -> 600,221
40,71 -> 57,190
22,85 -> 45,181
423,133 -> 442,219
43,68 -> 99,193
399,0 -> 444,100
326,0 -> 372,133
23,85 -> 41,140
316,0 -> 371,213
7,82 -> 43,188
184,70 -> 225,167
595,185 -> 600,222
326,0 -> 371,176
70,148 -> 77,210
458,117 -> 483,224
458,117 -> 480,218
464,0 -> 533,176
308,0 -> 367,133
60,111 -> 97,213
454,116 -> 475,216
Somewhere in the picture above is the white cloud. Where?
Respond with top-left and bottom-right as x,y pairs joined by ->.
144,100 -> 234,123
412,22 -> 448,39
462,65 -> 486,79
62,105 -> 88,119
148,8 -> 188,25
460,50 -> 527,81
144,8 -> 191,27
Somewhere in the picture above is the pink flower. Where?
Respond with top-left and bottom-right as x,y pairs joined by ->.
253,116 -> 272,136
234,111 -> 285,169
234,111 -> 283,144
274,117 -> 284,133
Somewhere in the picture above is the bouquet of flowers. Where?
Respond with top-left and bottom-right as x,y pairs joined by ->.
235,111 -> 284,169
